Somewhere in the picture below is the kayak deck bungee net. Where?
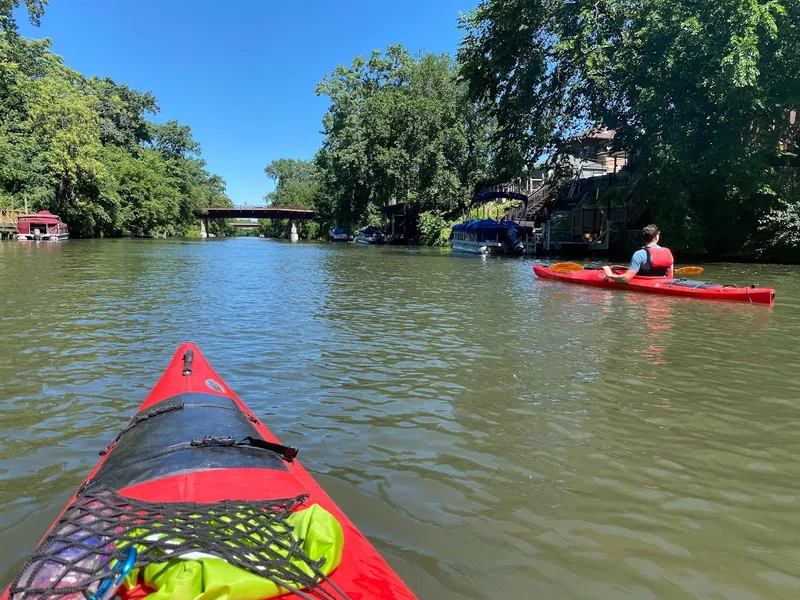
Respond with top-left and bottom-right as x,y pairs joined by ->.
4,344 -> 417,600
533,265 -> 776,306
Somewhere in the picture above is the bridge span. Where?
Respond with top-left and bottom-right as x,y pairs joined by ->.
194,206 -> 316,220
194,206 -> 316,238
230,221 -> 260,228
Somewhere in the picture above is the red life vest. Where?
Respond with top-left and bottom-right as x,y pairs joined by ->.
641,246 -> 674,277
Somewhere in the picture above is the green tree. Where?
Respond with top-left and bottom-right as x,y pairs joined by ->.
0,0 -> 235,239
265,158 -> 319,208
0,121 -> 49,210
0,0 -> 47,34
459,0 -> 800,254
151,120 -> 201,158
25,66 -> 110,236
0,5 -> 51,211
315,45 -> 494,234
87,76 -> 158,149
100,146 -> 180,236
261,158 -> 319,238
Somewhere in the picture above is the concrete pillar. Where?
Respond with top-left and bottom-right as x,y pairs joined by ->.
289,220 -> 299,242
200,216 -> 208,238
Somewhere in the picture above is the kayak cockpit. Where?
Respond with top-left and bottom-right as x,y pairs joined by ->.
86,392 -> 290,492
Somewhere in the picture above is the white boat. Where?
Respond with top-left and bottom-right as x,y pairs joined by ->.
329,226 -> 354,242
357,227 -> 385,244
450,233 -> 490,254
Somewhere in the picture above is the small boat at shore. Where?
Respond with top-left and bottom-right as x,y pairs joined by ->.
3,344 -> 417,600
450,191 -> 534,255
357,226 -> 385,244
16,210 -> 69,241
328,226 -> 354,243
533,265 -> 776,306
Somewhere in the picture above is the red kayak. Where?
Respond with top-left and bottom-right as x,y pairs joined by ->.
533,265 -> 775,306
4,344 -> 417,600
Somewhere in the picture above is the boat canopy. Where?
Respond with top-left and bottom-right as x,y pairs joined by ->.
18,210 -> 62,224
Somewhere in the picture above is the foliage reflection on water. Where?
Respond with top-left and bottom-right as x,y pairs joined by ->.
0,239 -> 798,599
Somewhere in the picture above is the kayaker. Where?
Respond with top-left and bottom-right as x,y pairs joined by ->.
603,224 -> 674,283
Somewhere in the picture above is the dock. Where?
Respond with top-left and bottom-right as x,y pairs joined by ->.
0,208 -> 18,240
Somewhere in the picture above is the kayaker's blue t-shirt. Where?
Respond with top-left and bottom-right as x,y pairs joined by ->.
629,244 -> 661,272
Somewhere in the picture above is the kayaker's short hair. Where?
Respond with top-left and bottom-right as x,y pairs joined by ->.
642,224 -> 660,244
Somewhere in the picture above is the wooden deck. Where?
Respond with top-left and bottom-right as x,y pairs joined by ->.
0,209 -> 18,240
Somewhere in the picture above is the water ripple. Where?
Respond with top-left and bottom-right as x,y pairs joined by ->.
1,240 -> 799,599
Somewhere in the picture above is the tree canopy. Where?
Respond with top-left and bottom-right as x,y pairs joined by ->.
0,1 -> 233,238
265,158 -> 319,208
458,0 -> 800,255
313,44 -> 495,230
258,158 -> 320,239
6,1 -> 799,256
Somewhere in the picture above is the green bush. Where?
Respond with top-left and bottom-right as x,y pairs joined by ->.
418,211 -> 455,246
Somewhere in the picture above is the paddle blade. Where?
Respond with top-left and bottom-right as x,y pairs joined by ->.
551,262 -> 584,273
675,266 -> 704,276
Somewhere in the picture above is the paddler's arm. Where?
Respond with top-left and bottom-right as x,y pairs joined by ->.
602,266 -> 638,283
603,250 -> 646,283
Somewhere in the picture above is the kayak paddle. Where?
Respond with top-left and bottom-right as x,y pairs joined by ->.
550,262 -> 704,276
674,266 -> 704,275
551,262 -> 585,273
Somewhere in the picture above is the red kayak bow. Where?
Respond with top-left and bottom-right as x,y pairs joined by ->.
4,344 -> 417,600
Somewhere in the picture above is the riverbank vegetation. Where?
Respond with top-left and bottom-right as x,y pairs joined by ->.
263,45 -> 496,243
270,0 -> 799,259
458,0 -> 800,259
258,158 -> 320,240
4,1 -> 799,256
0,1 -> 233,238
314,46 -> 494,231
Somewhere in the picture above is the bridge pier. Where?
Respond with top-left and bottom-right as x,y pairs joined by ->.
199,216 -> 210,238
289,220 -> 299,242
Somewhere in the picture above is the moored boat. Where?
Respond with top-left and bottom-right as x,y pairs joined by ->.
3,344 -> 417,600
357,226 -> 385,244
328,226 -> 354,243
450,191 -> 534,255
533,265 -> 776,306
16,210 -> 69,241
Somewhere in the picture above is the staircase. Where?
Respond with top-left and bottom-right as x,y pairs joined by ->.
622,183 -> 647,226
527,184 -> 551,214
505,185 -> 552,223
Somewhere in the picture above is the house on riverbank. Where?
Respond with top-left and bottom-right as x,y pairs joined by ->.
497,129 -> 647,256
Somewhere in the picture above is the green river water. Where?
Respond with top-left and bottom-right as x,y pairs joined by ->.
1,238 -> 799,599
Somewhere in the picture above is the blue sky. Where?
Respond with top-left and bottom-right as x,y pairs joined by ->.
19,0 -> 475,205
